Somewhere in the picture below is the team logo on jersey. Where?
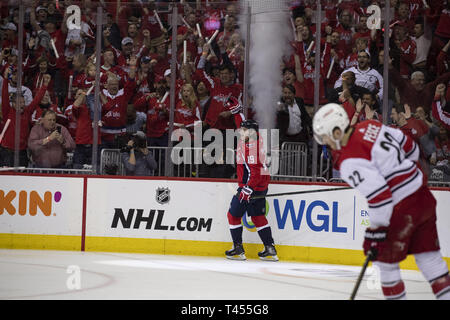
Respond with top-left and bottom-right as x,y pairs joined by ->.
156,187 -> 171,205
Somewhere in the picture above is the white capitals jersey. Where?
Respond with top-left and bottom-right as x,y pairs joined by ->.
334,66 -> 384,100
335,120 -> 424,229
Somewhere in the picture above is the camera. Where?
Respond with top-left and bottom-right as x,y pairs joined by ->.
119,132 -> 147,153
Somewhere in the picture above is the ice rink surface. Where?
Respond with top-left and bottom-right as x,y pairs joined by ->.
0,249 -> 435,300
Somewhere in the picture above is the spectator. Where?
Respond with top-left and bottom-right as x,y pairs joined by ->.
174,83 -> 201,135
196,80 -> 211,120
335,49 -> 384,102
95,58 -> 137,149
0,72 -> 50,167
276,84 -> 312,145
197,44 -> 243,131
350,92 -> 381,126
134,78 -> 170,148
126,104 -> 146,135
429,124 -> 450,182
121,131 -> 157,176
411,19 -> 432,74
390,22 -> 417,79
31,90 -> 65,126
70,89 -> 101,170
328,70 -> 372,112
436,40 -> 450,76
390,103 -> 439,161
282,67 -> 304,100
0,65 -> 33,107
389,66 -> 450,113
28,109 -> 75,168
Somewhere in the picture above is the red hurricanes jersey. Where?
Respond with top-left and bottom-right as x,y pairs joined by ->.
335,120 -> 424,228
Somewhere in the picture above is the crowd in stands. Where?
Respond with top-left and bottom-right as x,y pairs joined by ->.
0,0 -> 449,181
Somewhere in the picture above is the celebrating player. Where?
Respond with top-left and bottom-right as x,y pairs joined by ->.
224,97 -> 278,262
312,103 -> 450,300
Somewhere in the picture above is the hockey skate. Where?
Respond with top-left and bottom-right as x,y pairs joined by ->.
258,244 -> 279,262
225,243 -> 246,261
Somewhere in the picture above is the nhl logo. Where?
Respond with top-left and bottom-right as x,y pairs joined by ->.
156,187 -> 170,204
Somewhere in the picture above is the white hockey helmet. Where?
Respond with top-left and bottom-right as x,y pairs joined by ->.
312,103 -> 349,146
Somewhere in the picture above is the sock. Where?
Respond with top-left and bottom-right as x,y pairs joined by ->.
381,280 -> 407,300
251,215 -> 274,246
227,212 -> 243,245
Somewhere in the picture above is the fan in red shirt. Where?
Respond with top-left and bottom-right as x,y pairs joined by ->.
134,79 -> 170,147
70,89 -> 102,170
196,43 -> 243,131
0,72 -> 50,167
174,83 -> 201,137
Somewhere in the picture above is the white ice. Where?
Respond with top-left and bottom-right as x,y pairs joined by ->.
0,249 -> 435,300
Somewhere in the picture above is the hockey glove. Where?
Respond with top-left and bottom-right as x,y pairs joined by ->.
226,96 -> 242,114
363,227 -> 388,261
239,186 -> 253,203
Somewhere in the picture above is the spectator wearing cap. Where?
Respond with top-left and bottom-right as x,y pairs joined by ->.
0,22 -> 18,49
391,22 -> 417,79
30,6 -> 66,68
149,38 -> 171,78
276,84 -> 312,145
35,6 -> 48,26
334,49 -> 384,103
133,55 -> 156,105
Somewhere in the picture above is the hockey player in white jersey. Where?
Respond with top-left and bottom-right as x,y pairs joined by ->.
313,103 -> 450,300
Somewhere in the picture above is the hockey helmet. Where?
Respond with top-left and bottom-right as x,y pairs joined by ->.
312,103 -> 349,146
240,119 -> 259,132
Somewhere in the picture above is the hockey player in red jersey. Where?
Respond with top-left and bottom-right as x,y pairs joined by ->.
223,97 -> 278,262
312,103 -> 450,300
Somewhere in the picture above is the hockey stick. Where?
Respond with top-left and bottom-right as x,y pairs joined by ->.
251,186 -> 351,200
349,251 -> 373,300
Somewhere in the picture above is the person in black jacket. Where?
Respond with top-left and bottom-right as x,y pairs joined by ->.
276,84 -> 312,145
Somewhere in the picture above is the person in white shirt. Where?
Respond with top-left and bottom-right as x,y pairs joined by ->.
334,49 -> 384,103
411,19 -> 431,73
276,84 -> 312,145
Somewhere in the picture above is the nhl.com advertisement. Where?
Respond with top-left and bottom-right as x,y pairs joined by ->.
85,178 -> 365,249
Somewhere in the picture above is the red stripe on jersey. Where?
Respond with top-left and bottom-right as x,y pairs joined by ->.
401,134 -> 415,155
386,166 -> 417,191
368,188 -> 392,205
